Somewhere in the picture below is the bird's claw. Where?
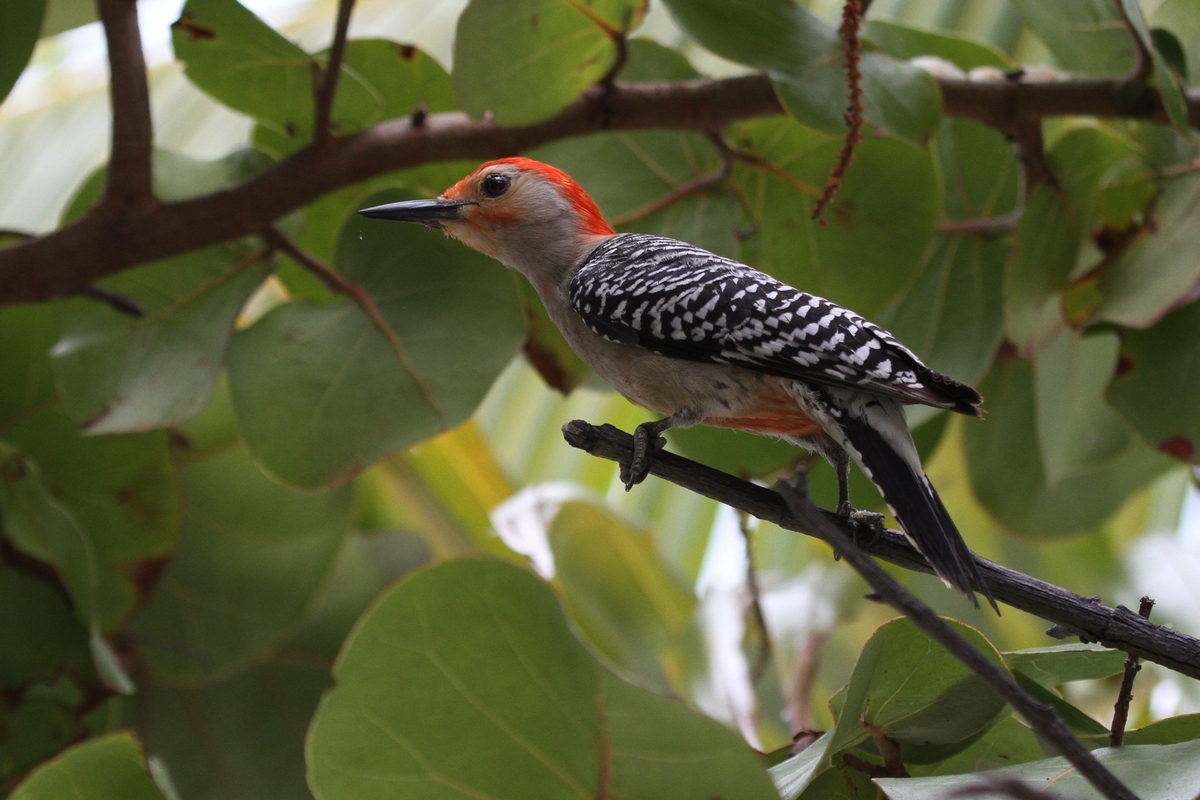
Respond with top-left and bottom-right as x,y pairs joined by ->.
837,501 -> 886,546
623,425 -> 666,491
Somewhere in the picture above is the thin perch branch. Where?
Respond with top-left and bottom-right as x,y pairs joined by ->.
560,420 -> 1200,681
312,0 -> 356,145
97,0 -> 154,210
1110,596 -> 1155,747
773,472 -> 1136,800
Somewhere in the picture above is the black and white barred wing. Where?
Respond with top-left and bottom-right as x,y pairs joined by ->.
570,234 -> 981,414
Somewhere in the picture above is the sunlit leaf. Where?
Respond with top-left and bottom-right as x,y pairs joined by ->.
865,20 -> 1013,71
454,0 -> 645,125
1007,0 -> 1136,74
1003,643 -> 1126,688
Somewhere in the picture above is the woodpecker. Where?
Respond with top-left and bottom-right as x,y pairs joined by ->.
359,157 -> 994,609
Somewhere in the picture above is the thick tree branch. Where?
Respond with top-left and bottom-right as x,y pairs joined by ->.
96,0 -> 154,210
3,72 -> 1200,307
561,420 -> 1200,682
774,473 -> 1135,800
312,0 -> 356,146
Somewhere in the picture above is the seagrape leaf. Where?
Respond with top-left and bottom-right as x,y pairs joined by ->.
454,0 -> 646,126
1118,0 -> 1189,131
229,189 -> 525,489
828,617 -> 1007,760
172,0 -> 313,137
254,40 -> 455,158
548,500 -> 699,696
876,234 -> 1005,387
0,691 -> 82,790
0,0 -> 46,107
307,559 -> 778,800
8,732 -> 166,800
52,149 -> 275,434
934,118 -> 1020,223
912,716 -> 1046,777
1003,643 -> 1126,688
132,531 -> 426,800
0,566 -> 90,689
1005,125 -> 1141,356
1108,299 -> 1200,463
661,0 -> 940,144
1007,0 -> 1136,75
865,20 -> 1013,72
769,732 -> 832,800
129,445 -> 351,686
731,117 -> 937,318
877,739 -> 1200,800
1094,171 -> 1200,329
964,356 -> 1172,537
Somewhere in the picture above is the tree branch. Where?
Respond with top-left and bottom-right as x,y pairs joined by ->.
2,72 -> 1200,307
96,0 -> 154,210
560,420 -> 1200,682
772,473 -> 1136,800
312,0 -> 356,146
1110,596 -> 1155,747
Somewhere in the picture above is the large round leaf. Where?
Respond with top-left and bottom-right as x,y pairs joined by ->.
8,732 -> 165,800
229,191 -> 525,489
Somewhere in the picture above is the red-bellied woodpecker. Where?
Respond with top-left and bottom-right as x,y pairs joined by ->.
360,157 -> 994,609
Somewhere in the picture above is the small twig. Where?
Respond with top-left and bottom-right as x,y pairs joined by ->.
773,473 -> 1137,800
841,752 -> 889,779
312,0 -> 357,145
261,226 -> 442,417
84,284 -> 144,317
736,509 -> 773,684
96,0 -> 155,210
611,141 -> 731,226
866,725 -> 909,777
789,630 -> 827,745
811,0 -> 866,224
561,420 -> 1200,682
935,210 -> 1023,238
1110,596 -> 1155,747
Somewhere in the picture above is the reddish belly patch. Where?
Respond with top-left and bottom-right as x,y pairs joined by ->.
703,383 -> 822,437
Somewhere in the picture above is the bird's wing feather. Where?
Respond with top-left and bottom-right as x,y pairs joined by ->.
570,234 -> 981,414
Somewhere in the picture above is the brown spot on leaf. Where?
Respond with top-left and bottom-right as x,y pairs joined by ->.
398,44 -> 416,61
530,12 -> 538,30
1115,354 -> 1135,378
171,13 -> 216,42
132,557 -> 169,603
1157,435 -> 1194,462
995,341 -> 1019,360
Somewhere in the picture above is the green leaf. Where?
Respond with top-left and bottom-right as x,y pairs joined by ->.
864,20 -> 1013,72
621,39 -> 699,82
911,715 -> 1046,776
1094,171 -> 1200,328
1108,300 -> 1200,463
878,739 -> 1200,799
0,566 -> 90,690
601,670 -> 779,800
132,531 -> 426,800
129,445 -> 351,685
769,732 -> 832,800
1014,672 -> 1109,736
876,235 -> 1005,387
307,559 -> 604,800
731,117 -> 937,318
39,0 -> 94,37
548,500 -> 699,696
9,732 -> 166,800
172,0 -> 313,137
1122,714 -> 1200,746
0,689 -> 84,789
1003,643 -> 1127,688
964,356 -> 1172,537
934,118 -> 1020,223
0,0 -> 47,107
828,617 -> 1007,760
1004,125 -> 1140,356
1118,0 -> 1190,131
454,0 -> 644,126
661,0 -> 941,143
1007,0 -> 1136,75
254,40 -> 455,158
308,559 -> 776,800
667,426 -> 797,479
229,189 -> 525,489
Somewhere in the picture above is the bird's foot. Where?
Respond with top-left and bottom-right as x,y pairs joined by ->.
837,501 -> 886,547
622,423 -> 667,491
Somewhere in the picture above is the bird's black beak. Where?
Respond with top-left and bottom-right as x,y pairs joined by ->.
357,199 -> 473,224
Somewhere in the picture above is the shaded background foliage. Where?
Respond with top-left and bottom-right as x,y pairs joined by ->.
2,0 -> 1200,797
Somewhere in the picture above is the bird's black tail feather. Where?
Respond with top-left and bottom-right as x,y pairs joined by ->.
836,405 -> 996,612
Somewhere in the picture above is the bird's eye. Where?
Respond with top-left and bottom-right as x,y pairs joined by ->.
481,173 -> 510,198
